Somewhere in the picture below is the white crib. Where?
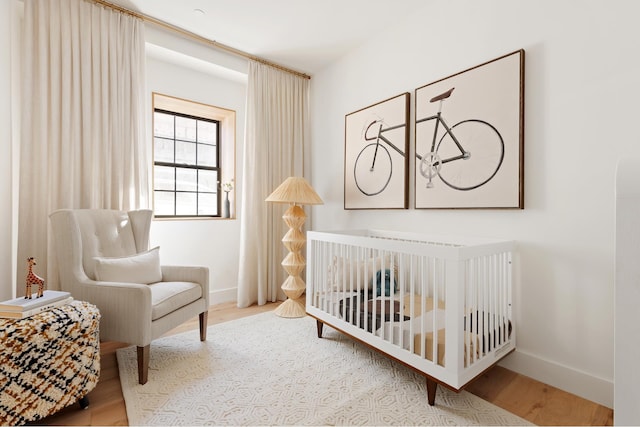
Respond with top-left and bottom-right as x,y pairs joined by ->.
305,229 -> 515,405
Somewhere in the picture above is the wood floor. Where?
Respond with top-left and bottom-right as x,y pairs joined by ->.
40,302 -> 613,426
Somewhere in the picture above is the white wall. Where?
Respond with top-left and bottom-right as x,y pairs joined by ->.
145,40 -> 247,305
309,0 -> 640,408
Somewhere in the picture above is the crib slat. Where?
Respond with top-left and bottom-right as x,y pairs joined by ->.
431,256 -> 439,366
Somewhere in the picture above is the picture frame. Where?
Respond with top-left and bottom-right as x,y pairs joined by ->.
414,49 -> 525,209
344,93 -> 410,209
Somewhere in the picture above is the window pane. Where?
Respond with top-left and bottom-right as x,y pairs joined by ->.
152,96 -> 235,219
198,143 -> 217,167
154,138 -> 174,163
198,120 -> 217,144
176,140 -> 196,165
175,116 -> 197,142
154,191 -> 175,216
154,166 -> 174,191
176,167 -> 197,192
176,192 -> 197,216
198,169 -> 218,193
198,193 -> 218,216
154,112 -> 174,138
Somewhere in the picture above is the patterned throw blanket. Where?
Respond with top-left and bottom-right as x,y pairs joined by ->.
339,294 -> 410,332
0,300 -> 101,425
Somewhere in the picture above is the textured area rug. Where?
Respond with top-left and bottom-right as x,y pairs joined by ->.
117,312 -> 531,426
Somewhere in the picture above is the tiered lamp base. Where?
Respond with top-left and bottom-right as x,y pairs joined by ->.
274,297 -> 306,318
275,204 -> 307,318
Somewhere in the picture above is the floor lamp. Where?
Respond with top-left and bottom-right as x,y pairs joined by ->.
266,177 -> 323,318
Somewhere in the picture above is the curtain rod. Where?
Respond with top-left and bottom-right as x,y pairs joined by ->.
91,0 -> 312,80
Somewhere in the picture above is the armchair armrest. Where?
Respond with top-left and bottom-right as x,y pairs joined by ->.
73,278 -> 153,345
161,265 -> 210,307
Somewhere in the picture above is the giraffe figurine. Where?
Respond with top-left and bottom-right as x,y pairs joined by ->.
25,257 -> 45,299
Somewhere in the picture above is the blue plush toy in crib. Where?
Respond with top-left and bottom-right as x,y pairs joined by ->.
373,269 -> 397,297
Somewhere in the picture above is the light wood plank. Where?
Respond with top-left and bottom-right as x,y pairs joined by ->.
468,365 -> 613,425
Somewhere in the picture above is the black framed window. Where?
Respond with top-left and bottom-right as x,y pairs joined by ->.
153,109 -> 220,217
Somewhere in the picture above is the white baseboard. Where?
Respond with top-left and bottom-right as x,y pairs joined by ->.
209,287 -> 237,305
499,349 -> 613,408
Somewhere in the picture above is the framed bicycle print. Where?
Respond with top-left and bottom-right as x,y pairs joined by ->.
414,49 -> 525,209
344,93 -> 410,209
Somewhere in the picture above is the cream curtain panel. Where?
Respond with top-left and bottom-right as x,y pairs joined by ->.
237,60 -> 309,307
19,0 -> 149,290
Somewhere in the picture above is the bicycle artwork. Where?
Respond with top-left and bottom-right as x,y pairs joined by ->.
414,49 -> 525,209
415,87 -> 505,192
344,93 -> 410,209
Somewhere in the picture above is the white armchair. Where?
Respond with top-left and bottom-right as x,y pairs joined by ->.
49,209 -> 209,385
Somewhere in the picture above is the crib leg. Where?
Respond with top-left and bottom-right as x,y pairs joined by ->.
426,378 -> 437,406
316,320 -> 324,338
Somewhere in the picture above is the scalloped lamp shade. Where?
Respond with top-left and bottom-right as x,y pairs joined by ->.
265,177 -> 324,205
266,177 -> 323,318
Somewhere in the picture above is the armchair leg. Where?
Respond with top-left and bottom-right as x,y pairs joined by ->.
137,345 -> 150,385
199,311 -> 208,341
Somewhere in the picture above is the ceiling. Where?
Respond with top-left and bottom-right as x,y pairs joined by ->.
109,0 -> 428,75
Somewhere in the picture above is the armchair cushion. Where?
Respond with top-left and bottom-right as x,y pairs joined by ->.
148,281 -> 203,320
94,247 -> 162,284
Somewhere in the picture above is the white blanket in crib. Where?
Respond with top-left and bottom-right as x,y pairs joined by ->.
375,308 -> 446,349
